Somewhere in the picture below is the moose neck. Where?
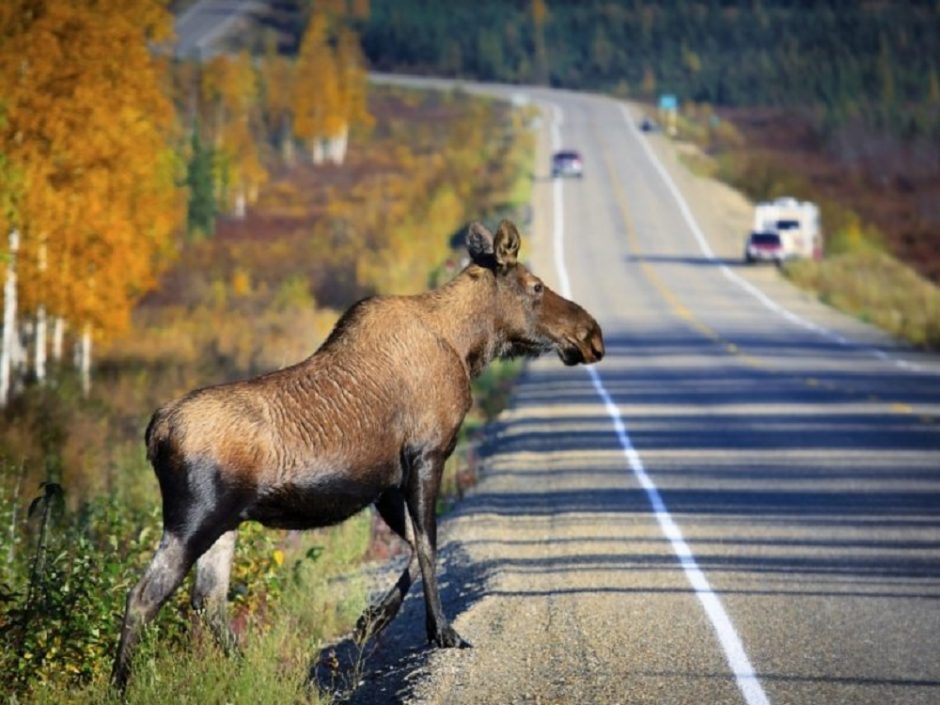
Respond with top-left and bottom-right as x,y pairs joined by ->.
425,267 -> 503,378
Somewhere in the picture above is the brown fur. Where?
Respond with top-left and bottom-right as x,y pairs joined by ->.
111,220 -> 604,690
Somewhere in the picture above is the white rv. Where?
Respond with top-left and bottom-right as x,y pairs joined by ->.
750,197 -> 822,260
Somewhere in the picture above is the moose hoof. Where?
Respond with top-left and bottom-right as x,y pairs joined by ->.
431,626 -> 472,649
354,606 -> 389,644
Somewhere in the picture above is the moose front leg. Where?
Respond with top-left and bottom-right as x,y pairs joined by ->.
406,447 -> 471,649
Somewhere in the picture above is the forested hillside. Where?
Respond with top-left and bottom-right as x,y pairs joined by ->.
0,0 -> 373,406
360,0 -> 940,141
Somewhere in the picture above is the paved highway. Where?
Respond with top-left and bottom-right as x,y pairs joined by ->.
174,0 -> 265,59
343,80 -> 940,705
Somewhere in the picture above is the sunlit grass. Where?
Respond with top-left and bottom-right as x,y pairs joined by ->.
784,250 -> 940,349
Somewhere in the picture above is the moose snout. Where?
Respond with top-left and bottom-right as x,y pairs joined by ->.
557,319 -> 605,366
587,321 -> 605,362
578,320 -> 604,364
541,290 -> 605,366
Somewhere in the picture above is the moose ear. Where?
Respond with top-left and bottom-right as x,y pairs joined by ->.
494,220 -> 521,269
466,221 -> 495,266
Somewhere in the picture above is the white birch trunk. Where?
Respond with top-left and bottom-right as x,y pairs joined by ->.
328,124 -> 348,166
52,316 -> 65,362
34,241 -> 47,383
234,188 -> 246,218
13,320 -> 28,388
311,138 -> 325,165
283,135 -> 295,166
35,306 -> 47,383
79,322 -> 92,397
281,118 -> 295,167
1,229 -> 20,408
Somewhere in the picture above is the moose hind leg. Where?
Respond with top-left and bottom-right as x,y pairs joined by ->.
355,488 -> 418,643
111,531 -> 193,691
192,529 -> 238,653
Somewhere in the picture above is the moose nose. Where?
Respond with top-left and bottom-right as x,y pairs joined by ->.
589,324 -> 605,362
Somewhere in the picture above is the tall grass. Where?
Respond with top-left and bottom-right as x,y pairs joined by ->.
9,511 -> 371,705
785,251 -> 940,349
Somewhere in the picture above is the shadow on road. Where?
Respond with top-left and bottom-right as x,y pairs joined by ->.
309,543 -> 489,704
627,253 -> 748,268
310,324 -> 940,700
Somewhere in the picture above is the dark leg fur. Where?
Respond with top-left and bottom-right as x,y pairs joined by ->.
355,489 -> 417,643
112,466 -> 243,692
111,532 -> 194,691
405,450 -> 470,649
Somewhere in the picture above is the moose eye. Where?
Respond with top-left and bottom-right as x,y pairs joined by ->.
532,281 -> 544,295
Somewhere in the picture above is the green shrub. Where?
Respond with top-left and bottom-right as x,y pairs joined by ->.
0,481 -> 312,698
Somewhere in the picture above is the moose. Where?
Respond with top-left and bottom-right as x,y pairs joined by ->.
111,219 -> 604,690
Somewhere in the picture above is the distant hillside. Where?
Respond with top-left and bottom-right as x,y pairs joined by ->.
358,1 -> 940,142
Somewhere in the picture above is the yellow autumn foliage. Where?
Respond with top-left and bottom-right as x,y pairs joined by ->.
0,0 -> 181,340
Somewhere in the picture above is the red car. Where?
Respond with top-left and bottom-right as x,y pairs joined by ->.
744,232 -> 784,264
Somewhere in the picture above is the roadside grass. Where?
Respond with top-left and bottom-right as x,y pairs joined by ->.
20,514 -> 371,705
784,250 -> 940,349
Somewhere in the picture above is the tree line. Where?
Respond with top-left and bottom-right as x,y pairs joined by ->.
0,0 -> 371,407
358,0 -> 940,141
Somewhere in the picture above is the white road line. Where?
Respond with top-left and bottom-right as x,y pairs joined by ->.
616,102 -> 929,375
550,106 -> 572,299
548,102 -> 771,705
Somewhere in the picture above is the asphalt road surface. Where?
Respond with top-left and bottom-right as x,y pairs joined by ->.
323,79 -> 940,705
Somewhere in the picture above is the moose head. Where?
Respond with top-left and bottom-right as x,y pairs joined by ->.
466,219 -> 605,367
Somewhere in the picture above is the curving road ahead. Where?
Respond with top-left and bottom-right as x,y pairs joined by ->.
336,79 -> 940,705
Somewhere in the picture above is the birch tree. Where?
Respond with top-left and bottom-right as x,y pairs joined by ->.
292,12 -> 339,164
292,9 -> 372,166
0,0 -> 181,398
259,43 -> 297,165
330,27 -> 373,165
201,52 -> 267,217
0,230 -> 19,407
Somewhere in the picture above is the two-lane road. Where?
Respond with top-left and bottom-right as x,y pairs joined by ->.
349,80 -> 940,705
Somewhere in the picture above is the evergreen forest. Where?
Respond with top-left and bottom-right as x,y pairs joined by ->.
358,0 -> 940,142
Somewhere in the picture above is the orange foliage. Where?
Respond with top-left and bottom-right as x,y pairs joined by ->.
0,0 -> 181,340
291,9 -> 372,155
292,12 -> 339,149
200,51 -> 268,212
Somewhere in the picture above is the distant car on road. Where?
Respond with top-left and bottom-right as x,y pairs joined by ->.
744,231 -> 785,264
640,117 -> 657,132
551,150 -> 583,178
